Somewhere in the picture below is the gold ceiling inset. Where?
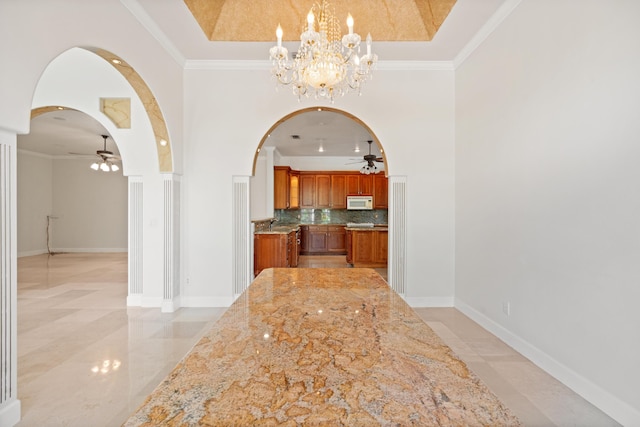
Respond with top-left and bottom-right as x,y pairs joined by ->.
184,0 -> 457,42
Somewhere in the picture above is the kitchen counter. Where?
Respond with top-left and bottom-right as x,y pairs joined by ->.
345,224 -> 388,231
124,268 -> 519,426
254,225 -> 300,235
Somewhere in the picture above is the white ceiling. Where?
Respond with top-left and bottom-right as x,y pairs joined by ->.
18,0 -> 509,159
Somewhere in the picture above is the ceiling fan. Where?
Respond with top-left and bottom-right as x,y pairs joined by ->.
347,140 -> 383,174
88,135 -> 120,172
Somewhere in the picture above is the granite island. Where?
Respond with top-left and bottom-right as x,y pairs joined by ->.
124,268 -> 519,426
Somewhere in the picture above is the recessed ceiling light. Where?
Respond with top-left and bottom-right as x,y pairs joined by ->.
111,59 -> 122,65
318,146 -> 324,153
159,139 -> 168,146
56,106 -> 64,110
354,147 -> 360,153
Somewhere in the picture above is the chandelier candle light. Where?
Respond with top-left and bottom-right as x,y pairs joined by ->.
269,0 -> 377,101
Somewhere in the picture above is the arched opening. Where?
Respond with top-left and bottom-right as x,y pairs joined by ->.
18,108 -> 127,258
242,107 -> 404,295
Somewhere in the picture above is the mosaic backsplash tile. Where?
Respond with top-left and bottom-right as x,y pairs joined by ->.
275,209 -> 387,225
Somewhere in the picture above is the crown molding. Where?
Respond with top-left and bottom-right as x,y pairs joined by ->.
453,0 -> 523,69
120,0 -> 186,67
184,59 -> 454,72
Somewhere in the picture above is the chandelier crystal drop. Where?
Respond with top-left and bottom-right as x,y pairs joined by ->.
269,0 -> 377,101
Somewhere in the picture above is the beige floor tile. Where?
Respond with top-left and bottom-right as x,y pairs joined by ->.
15,253 -> 618,426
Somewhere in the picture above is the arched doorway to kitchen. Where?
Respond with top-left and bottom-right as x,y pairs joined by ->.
231,107 -> 407,298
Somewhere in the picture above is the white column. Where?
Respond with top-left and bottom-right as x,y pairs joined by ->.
0,129 -> 21,426
264,147 -> 275,215
161,174 -> 181,312
388,176 -> 407,296
232,176 -> 251,299
127,176 -> 143,306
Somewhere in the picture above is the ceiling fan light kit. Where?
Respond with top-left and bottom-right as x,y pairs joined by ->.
269,0 -> 377,102
353,140 -> 383,174
90,135 -> 120,172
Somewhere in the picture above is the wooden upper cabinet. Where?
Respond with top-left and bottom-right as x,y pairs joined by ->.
330,175 -> 347,208
373,174 -> 388,208
285,170 -> 386,209
347,174 -> 373,195
274,166 -> 290,209
300,174 -> 316,208
346,175 -> 360,195
315,175 -> 331,208
360,175 -> 373,195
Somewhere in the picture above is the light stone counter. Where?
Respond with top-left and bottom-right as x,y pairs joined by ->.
124,268 -> 520,426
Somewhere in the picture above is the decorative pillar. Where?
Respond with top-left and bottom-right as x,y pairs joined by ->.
0,129 -> 20,426
161,174 -> 180,312
232,176 -> 251,298
127,176 -> 143,306
388,176 -> 407,296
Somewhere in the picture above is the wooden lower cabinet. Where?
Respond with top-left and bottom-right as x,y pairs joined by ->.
327,226 -> 346,253
347,229 -> 388,267
254,230 -> 299,276
301,225 -> 346,255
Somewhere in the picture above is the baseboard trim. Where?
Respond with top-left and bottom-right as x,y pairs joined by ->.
18,249 -> 48,257
53,248 -> 127,253
0,398 -> 21,427
127,294 -> 142,307
455,298 -> 640,426
405,296 -> 454,307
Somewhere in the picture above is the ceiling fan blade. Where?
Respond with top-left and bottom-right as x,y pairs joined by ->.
375,157 -> 384,162
345,160 -> 365,165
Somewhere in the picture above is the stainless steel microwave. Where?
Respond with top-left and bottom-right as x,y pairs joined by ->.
346,195 -> 373,210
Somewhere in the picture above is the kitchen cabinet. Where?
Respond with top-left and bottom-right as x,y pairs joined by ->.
274,166 -> 300,209
299,225 -> 309,253
288,229 -> 299,268
308,225 -> 328,253
302,225 -> 346,254
300,174 -> 331,208
300,174 -> 316,208
316,175 -> 331,208
330,174 -> 347,208
373,174 -> 388,208
327,225 -> 346,253
254,229 -> 299,276
345,230 -> 353,264
346,174 -> 373,195
347,229 -> 388,267
274,166 -> 291,209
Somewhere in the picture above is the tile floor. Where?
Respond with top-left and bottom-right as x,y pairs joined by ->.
15,253 -> 618,426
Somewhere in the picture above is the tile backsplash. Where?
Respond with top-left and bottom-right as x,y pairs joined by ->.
275,209 -> 387,225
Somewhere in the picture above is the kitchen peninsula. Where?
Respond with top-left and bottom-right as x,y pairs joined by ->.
124,268 -> 519,426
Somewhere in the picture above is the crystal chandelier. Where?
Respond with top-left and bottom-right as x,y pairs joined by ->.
269,0 -> 377,101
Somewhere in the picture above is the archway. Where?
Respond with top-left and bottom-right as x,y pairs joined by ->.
231,107 -> 406,297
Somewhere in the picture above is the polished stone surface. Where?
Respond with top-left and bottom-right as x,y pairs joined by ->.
124,268 -> 519,426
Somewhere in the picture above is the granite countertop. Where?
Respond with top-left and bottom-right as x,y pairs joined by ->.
254,225 -> 300,235
345,225 -> 388,231
124,268 -> 520,426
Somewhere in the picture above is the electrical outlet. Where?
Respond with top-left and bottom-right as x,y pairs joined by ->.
502,301 -> 511,316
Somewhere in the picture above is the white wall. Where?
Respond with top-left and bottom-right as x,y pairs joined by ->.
17,151 -> 53,256
455,0 -> 640,423
182,67 -> 455,305
17,153 -> 128,254
51,158 -> 127,252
